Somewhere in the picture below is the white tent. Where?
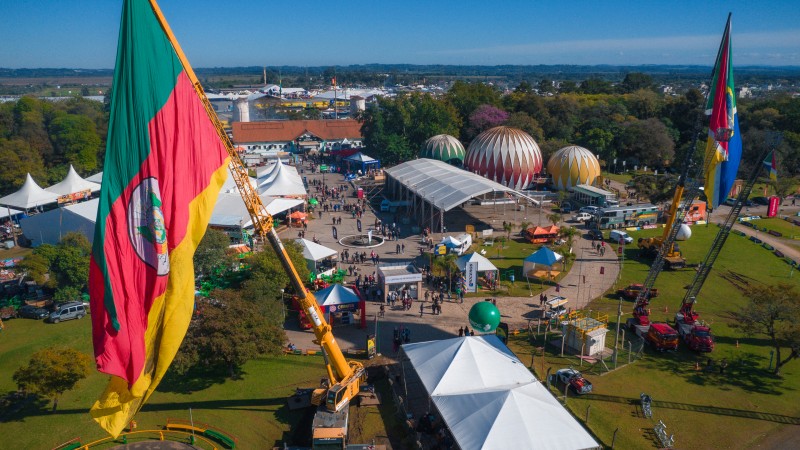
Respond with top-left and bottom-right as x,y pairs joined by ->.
256,160 -> 306,197
20,198 -> 98,246
0,174 -> 60,209
85,172 -> 103,183
440,235 -> 462,247
211,193 -> 303,228
296,238 -> 337,262
0,206 -> 24,220
403,336 -> 600,450
45,165 -> 101,195
456,252 -> 498,272
315,283 -> 360,311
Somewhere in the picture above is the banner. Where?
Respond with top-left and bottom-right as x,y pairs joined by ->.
767,196 -> 780,217
466,261 -> 479,293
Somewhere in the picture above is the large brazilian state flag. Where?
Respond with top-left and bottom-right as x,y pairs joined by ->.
89,0 -> 229,436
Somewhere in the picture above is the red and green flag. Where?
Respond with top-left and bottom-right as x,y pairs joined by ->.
89,0 -> 229,436
763,150 -> 778,181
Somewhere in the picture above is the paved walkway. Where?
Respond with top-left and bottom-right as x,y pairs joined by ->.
280,162 -> 621,357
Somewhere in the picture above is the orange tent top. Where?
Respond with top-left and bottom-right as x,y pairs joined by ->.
530,225 -> 559,236
289,211 -> 308,219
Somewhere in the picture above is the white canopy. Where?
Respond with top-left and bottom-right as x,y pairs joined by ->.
456,252 -> 498,272
0,174 -> 60,209
20,198 -> 98,246
440,235 -> 462,247
403,336 -> 600,450
296,238 -> 337,262
315,284 -> 359,308
256,160 -> 306,197
211,193 -> 303,228
45,165 -> 101,195
85,172 -> 103,183
0,206 -> 24,220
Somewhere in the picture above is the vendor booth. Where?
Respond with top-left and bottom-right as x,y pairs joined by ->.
288,211 -> 308,227
343,152 -> 380,175
456,252 -> 499,292
435,233 -> 472,256
523,225 -> 560,244
315,284 -> 364,326
295,238 -> 338,276
523,246 -> 564,286
377,262 -> 423,303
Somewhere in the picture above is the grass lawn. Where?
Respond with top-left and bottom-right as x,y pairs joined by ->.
508,224 -> 800,449
0,318 -> 395,449
750,217 -> 800,240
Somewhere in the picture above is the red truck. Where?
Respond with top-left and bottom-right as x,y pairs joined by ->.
645,322 -> 680,352
617,284 -> 659,301
675,307 -> 714,352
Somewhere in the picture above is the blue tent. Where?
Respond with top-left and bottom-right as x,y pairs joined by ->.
524,246 -> 563,268
344,152 -> 380,173
315,283 -> 360,313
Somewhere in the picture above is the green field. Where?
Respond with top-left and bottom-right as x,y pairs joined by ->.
0,318 -> 398,449
509,224 -> 800,449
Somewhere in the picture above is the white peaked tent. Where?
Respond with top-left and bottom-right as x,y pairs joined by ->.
45,165 -> 101,195
0,174 -> 60,209
296,238 -> 337,262
256,160 -> 306,197
314,284 -> 360,312
210,193 -> 303,228
456,252 -> 498,272
403,336 -> 600,450
0,206 -> 24,220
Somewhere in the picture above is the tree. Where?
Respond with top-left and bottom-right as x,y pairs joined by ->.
503,221 -> 513,239
432,253 -> 458,292
194,227 -> 234,278
732,283 -> 800,375
13,347 -> 92,411
446,81 -> 501,136
579,78 -> 614,95
504,112 -> 544,142
546,213 -> 562,227
50,233 -> 91,296
174,289 -> 285,377
616,119 -> 675,168
467,104 -> 509,139
620,72 -> 654,93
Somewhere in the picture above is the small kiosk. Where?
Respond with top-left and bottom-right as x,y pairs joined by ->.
377,263 -> 423,303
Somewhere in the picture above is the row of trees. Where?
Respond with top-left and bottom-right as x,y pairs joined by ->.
361,78 -> 800,181
0,96 -> 107,195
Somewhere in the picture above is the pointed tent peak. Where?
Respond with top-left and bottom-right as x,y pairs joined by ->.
0,173 -> 60,209
315,283 -> 359,307
456,252 -> 498,272
524,246 -> 563,267
45,165 -> 101,195
295,238 -> 337,261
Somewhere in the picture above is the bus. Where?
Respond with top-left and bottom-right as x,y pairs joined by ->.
591,204 -> 661,230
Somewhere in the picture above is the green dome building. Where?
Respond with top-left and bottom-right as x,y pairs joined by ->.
420,134 -> 465,165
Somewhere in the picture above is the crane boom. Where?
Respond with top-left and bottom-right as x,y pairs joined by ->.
149,0 -> 361,409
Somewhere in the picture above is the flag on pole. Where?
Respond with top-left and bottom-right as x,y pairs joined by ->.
703,13 -> 742,209
89,0 -> 229,436
763,150 -> 778,181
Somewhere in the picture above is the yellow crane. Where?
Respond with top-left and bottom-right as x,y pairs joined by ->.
150,1 -> 364,446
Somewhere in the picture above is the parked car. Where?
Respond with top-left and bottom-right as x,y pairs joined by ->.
17,305 -> 50,319
587,228 -> 604,241
572,212 -> 593,222
609,229 -> 633,244
560,202 -> 573,213
723,197 -> 736,206
579,206 -> 600,214
47,302 -> 86,323
751,196 -> 770,205
555,368 -> 593,395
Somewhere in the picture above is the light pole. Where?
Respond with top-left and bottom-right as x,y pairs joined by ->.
279,288 -> 286,322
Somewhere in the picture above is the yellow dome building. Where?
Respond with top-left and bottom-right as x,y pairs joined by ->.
547,145 -> 601,190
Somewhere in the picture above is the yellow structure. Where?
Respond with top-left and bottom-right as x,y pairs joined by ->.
547,145 -> 601,191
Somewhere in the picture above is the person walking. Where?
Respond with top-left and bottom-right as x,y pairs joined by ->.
401,243 -> 405,254
379,304 -> 385,318
420,302 -> 424,317
458,326 -> 464,337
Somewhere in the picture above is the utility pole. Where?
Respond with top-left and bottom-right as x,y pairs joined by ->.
613,295 -> 622,367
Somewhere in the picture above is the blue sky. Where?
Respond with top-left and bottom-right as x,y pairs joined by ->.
2,0 -> 799,68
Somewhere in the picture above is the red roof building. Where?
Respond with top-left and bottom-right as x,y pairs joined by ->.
231,119 -> 363,151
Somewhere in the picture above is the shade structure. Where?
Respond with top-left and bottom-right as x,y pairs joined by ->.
344,152 -> 380,173
0,206 -> 24,220
289,211 -> 308,219
440,235 -> 462,247
402,336 -> 600,450
85,172 -> 104,183
465,126 -> 543,190
209,193 -> 303,228
0,174 -> 60,209
45,165 -> 101,195
420,134 -> 465,164
456,252 -> 498,272
256,160 -> 307,197
547,145 -> 601,191
315,283 -> 360,312
523,247 -> 563,275
20,198 -> 98,246
296,238 -> 337,262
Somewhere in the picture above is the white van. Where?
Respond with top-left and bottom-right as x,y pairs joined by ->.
609,229 -> 633,244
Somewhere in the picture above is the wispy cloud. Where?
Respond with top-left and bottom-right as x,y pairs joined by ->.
420,30 -> 800,65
